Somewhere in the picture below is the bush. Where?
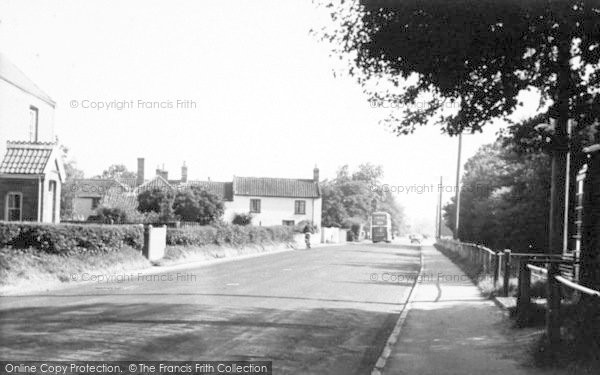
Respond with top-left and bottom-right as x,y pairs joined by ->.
166,224 -> 294,248
232,213 -> 253,226
173,186 -> 224,224
0,221 -> 143,254
97,207 -> 128,224
94,206 -> 159,225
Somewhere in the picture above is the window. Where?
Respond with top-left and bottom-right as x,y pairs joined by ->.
29,106 -> 39,142
282,220 -> 295,226
294,200 -> 306,215
91,198 -> 101,210
250,199 -> 261,213
5,192 -> 23,221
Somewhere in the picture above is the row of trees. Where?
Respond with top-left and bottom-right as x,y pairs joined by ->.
321,163 -> 406,235
444,113 -> 596,251
443,141 -> 551,251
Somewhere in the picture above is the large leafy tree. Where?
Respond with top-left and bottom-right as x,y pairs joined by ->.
96,164 -> 137,180
172,186 -> 224,224
319,0 -> 600,259
444,141 -> 551,251
321,163 -> 406,233
137,187 -> 175,221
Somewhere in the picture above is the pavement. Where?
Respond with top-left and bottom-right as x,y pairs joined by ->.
383,245 -> 566,375
0,242 -> 420,375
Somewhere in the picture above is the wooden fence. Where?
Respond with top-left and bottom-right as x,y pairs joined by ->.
437,238 -> 600,346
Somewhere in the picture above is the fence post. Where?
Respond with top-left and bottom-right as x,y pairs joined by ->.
516,259 -> 531,327
546,263 -> 562,346
503,249 -> 511,297
493,252 -> 500,290
485,251 -> 490,275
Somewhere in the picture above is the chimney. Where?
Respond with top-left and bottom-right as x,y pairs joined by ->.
313,165 -> 319,183
137,158 -> 145,186
154,163 -> 168,180
181,162 -> 188,183
156,167 -> 168,181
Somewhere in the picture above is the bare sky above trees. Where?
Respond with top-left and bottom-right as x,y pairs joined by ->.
0,0 -> 543,231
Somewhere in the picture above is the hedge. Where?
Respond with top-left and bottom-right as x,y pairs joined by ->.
166,224 -> 295,248
0,221 -> 144,254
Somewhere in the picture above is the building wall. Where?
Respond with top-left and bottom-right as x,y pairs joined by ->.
72,197 -> 95,220
41,165 -> 62,223
223,196 -> 322,228
0,178 -> 39,221
0,79 -> 55,157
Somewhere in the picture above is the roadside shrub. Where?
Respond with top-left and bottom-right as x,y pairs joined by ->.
0,221 -> 143,254
166,224 -> 294,248
97,207 -> 128,224
232,213 -> 253,226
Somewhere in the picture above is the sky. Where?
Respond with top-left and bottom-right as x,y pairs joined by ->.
0,0 -> 541,233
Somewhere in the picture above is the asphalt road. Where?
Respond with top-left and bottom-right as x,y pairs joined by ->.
0,243 -> 421,374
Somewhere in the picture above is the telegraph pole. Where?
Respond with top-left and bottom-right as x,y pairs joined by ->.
437,176 -> 443,239
454,134 -> 462,240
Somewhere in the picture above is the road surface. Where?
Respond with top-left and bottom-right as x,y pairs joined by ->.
0,243 -> 420,374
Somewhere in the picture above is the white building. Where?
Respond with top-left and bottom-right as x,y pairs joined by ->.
0,53 -> 64,223
69,158 -> 322,229
0,53 -> 56,157
223,174 -> 321,228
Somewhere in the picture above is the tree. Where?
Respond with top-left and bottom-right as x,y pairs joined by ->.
321,163 -> 406,233
319,1 -> 600,290
172,186 -> 224,224
443,141 -> 550,251
137,188 -> 171,212
59,145 -> 84,219
97,164 -> 136,180
137,187 -> 175,221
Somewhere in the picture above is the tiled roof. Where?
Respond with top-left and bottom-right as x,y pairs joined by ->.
115,177 -> 139,189
102,191 -> 138,210
67,178 -> 128,198
0,141 -> 56,174
233,176 -> 320,198
135,175 -> 174,194
180,181 -> 234,201
0,53 -> 55,106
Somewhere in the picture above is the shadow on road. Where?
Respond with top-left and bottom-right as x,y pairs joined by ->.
0,302 -> 398,375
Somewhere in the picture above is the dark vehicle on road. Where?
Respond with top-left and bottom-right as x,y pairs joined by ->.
371,212 -> 392,243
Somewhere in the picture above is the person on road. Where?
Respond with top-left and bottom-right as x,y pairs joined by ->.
303,224 -> 312,249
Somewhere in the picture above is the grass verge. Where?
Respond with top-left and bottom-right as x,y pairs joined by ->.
155,243 -> 293,266
0,246 -> 150,295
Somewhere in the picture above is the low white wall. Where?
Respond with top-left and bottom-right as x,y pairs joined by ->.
321,227 -> 347,244
143,225 -> 166,261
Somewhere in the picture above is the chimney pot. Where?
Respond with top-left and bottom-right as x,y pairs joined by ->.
181,162 -> 188,183
313,165 -> 319,183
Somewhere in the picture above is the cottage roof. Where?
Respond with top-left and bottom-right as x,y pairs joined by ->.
0,141 -> 64,180
181,180 -> 234,201
233,176 -> 320,198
